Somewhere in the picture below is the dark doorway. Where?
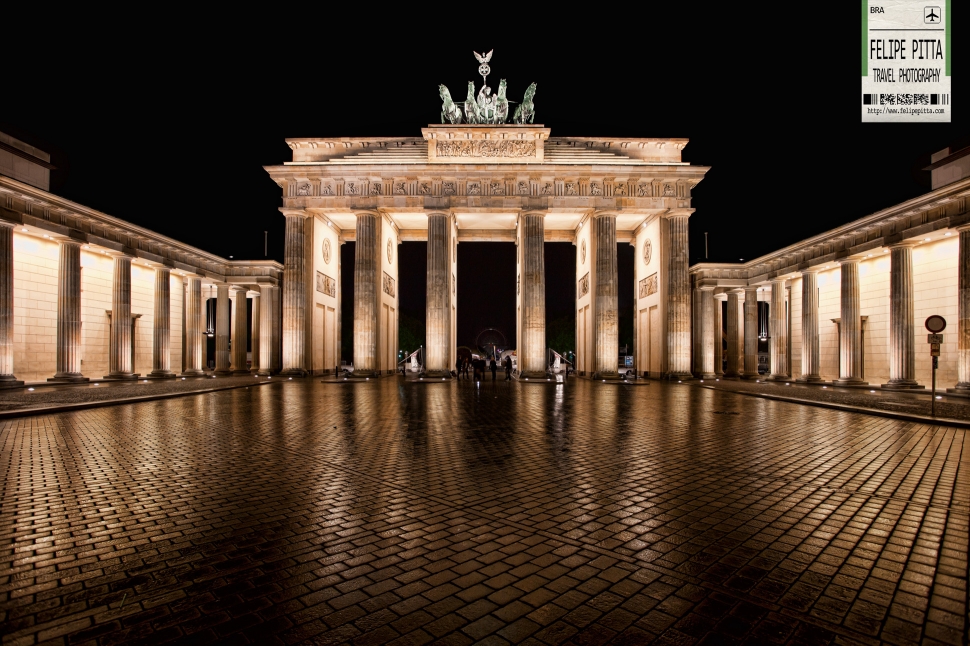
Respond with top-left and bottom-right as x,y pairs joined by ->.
457,242 -> 516,350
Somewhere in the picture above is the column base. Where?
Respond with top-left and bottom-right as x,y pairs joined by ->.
740,373 -> 762,380
0,377 -> 25,388
723,371 -> 741,380
48,373 -> 89,383
181,369 -> 206,377
146,370 -> 177,379
592,372 -> 621,381
230,369 -> 252,376
699,373 -> 717,380
796,375 -> 824,383
664,372 -> 693,381
255,369 -> 276,376
102,373 -> 139,380
945,385 -> 970,397
766,374 -> 792,382
279,368 -> 309,377
881,380 -> 924,390
833,378 -> 868,386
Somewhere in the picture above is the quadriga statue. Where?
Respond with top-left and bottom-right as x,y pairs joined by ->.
439,85 -> 463,124
513,82 -> 537,124
494,79 -> 509,123
464,81 -> 482,124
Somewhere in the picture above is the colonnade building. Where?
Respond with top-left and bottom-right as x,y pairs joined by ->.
263,125 -> 709,379
0,133 -> 282,385
690,146 -> 970,392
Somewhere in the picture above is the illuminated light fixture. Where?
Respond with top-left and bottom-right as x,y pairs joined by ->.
43,234 -> 49,238
924,237 -> 930,241
20,227 -> 27,232
822,386 -> 827,389
267,376 -> 271,379
700,380 -> 704,383
181,378 -> 185,380
365,378 -> 369,381
870,390 -> 875,393
83,245 -> 89,250
945,232 -> 952,236
866,254 -> 872,258
678,380 -> 682,383
716,379 -> 719,382
885,249 -> 889,253
94,383 -> 99,386
288,377 -> 292,380
756,380 -> 760,383
786,383 -> 790,386
936,395 -> 942,400
28,387 -> 34,391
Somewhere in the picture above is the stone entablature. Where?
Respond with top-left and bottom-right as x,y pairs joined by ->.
0,176 -> 281,285
690,175 -> 970,287
423,125 -> 550,164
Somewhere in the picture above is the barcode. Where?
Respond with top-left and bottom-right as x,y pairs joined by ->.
863,93 -> 949,105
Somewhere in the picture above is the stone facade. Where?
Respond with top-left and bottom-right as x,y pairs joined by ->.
0,176 -> 281,384
691,172 -> 970,390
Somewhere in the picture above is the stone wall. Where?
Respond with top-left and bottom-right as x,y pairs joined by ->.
913,237 -> 959,386
12,233 -> 58,382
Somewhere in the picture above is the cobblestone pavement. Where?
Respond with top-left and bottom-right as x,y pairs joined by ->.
0,378 -> 966,645
0,376 -> 274,412
689,379 -> 970,422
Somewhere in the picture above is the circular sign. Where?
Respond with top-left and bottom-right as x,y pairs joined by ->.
580,239 -> 587,264
387,239 -> 393,264
322,238 -> 331,264
643,239 -> 653,266
925,315 -> 947,333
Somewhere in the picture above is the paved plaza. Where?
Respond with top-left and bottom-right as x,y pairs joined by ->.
0,378 -> 966,645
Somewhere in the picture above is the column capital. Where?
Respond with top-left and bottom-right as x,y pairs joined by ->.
714,293 -> 728,301
888,239 -> 920,249
799,266 -> 821,274
838,257 -> 859,266
520,210 -> 548,218
591,210 -> 618,219
279,208 -> 309,219
954,223 -> 970,232
698,285 -> 716,292
662,208 -> 695,219
0,220 -> 14,230
229,285 -> 248,294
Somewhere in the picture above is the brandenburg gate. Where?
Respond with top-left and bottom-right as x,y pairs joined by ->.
265,130 -> 708,380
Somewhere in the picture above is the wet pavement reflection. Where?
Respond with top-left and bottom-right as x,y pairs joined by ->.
0,378 -> 966,645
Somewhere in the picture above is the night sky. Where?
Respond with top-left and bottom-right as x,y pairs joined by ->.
3,18 -> 965,352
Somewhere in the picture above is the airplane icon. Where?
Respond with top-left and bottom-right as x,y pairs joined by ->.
925,7 -> 941,23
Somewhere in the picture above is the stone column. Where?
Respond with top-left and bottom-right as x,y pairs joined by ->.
354,212 -> 380,377
257,284 -> 274,375
743,286 -> 759,378
520,212 -> 547,377
836,259 -> 866,384
955,226 -> 970,391
251,290 -> 260,373
699,287 -> 716,378
768,279 -> 790,380
798,268 -> 822,382
664,210 -> 693,379
593,212 -> 618,378
214,284 -> 231,375
231,287 -> 249,375
725,290 -> 741,378
426,213 -> 452,376
105,255 -> 136,379
713,295 -> 725,377
0,223 -> 21,387
272,285 -> 283,373
692,288 -> 702,375
281,209 -> 309,376
182,276 -> 205,376
148,267 -> 175,378
885,243 -> 920,388
50,240 -> 87,382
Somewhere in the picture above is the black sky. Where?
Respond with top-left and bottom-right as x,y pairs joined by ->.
2,14 -> 965,350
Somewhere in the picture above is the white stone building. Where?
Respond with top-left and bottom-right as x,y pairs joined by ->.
690,146 -> 970,392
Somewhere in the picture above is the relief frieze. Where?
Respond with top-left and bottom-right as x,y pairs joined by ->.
435,140 -> 536,158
